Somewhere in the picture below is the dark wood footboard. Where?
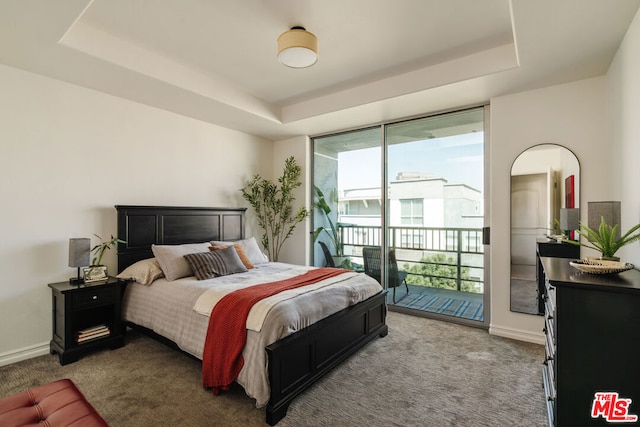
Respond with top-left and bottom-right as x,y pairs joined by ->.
265,290 -> 388,425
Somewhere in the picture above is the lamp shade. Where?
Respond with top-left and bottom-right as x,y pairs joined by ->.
68,238 -> 90,268
588,201 -> 621,240
277,26 -> 318,68
559,208 -> 580,231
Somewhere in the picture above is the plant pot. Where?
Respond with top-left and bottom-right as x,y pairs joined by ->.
83,265 -> 108,283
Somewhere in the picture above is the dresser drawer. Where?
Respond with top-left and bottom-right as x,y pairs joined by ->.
544,308 -> 555,342
542,364 -> 556,427
544,289 -> 555,318
544,325 -> 555,361
545,278 -> 556,306
72,287 -> 115,308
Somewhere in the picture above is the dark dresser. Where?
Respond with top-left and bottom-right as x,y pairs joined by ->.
536,239 -> 580,314
540,257 -> 640,426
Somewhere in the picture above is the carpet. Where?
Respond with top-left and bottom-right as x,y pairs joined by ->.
395,293 -> 484,321
0,312 -> 546,426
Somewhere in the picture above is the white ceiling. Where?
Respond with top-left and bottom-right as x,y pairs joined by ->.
0,0 -> 638,141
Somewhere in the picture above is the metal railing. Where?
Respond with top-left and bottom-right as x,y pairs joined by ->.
338,224 -> 484,293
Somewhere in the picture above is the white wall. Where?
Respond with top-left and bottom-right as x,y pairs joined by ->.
3,6 -> 639,364
0,64 -> 272,365
272,136 -> 310,266
490,77 -> 608,343
607,8 -> 640,267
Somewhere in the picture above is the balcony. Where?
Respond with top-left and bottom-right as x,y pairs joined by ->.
328,224 -> 485,322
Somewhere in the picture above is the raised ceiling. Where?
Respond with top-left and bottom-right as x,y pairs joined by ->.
0,0 -> 638,140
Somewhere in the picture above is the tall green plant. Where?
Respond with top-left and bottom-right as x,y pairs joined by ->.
312,185 -> 343,256
566,216 -> 640,259
240,156 -> 309,261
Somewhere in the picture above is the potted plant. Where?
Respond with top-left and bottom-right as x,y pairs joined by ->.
240,156 -> 309,262
565,216 -> 640,261
85,234 -> 126,282
313,185 -> 349,266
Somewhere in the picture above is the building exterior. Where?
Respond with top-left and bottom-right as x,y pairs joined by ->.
339,172 -> 483,229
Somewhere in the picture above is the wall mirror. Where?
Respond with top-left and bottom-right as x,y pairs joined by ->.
510,144 -> 580,314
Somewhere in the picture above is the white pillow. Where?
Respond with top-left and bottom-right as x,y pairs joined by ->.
151,242 -> 212,281
116,258 -> 164,286
211,237 -> 269,265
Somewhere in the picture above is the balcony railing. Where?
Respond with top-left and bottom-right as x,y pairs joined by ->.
337,224 -> 484,293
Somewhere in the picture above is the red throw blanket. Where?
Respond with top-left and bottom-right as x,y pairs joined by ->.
202,267 -> 347,393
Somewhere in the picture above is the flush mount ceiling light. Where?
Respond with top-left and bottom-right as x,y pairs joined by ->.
277,26 -> 318,68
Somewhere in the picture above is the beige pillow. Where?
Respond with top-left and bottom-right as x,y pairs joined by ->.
116,258 -> 164,286
211,237 -> 269,265
151,242 -> 212,281
210,244 -> 254,269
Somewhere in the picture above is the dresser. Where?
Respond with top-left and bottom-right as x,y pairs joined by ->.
540,257 -> 640,426
536,239 -> 580,314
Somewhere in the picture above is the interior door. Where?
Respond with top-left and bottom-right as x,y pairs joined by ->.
511,173 -> 547,265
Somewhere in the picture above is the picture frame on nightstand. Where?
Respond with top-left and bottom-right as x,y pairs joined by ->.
83,266 -> 108,283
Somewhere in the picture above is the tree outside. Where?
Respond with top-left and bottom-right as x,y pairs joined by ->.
402,253 -> 478,293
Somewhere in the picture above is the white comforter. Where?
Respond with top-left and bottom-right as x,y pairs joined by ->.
121,262 -> 383,407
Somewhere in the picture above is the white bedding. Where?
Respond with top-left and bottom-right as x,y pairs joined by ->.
121,262 -> 383,407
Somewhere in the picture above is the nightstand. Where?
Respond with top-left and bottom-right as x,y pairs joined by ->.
48,276 -> 126,365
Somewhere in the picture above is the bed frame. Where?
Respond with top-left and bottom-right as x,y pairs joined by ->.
115,205 -> 388,425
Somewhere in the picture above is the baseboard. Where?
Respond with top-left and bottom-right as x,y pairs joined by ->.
0,342 -> 50,367
489,324 -> 545,345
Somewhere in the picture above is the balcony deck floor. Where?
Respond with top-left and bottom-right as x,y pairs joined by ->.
387,284 -> 484,322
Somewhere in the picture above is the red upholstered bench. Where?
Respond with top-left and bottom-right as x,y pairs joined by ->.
0,378 -> 108,427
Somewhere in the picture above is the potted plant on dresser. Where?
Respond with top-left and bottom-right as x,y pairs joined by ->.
84,234 -> 126,283
564,216 -> 640,274
566,216 -> 640,261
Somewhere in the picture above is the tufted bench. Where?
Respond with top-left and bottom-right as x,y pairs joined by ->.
0,378 -> 108,427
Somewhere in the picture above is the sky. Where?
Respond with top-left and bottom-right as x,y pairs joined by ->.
337,132 -> 484,193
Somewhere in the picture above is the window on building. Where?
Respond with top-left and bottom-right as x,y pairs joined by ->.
400,199 -> 423,225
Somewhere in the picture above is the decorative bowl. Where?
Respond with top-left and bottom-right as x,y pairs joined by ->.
569,258 -> 634,275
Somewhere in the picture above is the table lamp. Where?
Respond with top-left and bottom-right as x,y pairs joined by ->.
69,238 -> 90,284
560,208 -> 580,239
588,201 -> 621,240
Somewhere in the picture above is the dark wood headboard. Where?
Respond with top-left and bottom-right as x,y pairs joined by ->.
115,205 -> 246,272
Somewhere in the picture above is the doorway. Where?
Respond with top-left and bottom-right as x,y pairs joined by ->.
510,173 -> 549,314
312,107 -> 488,327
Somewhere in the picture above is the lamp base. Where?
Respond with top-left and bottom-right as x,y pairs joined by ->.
69,267 -> 84,285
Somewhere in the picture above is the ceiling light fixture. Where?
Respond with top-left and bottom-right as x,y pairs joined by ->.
277,26 -> 318,68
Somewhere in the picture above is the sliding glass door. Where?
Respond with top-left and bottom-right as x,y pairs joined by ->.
312,107 -> 487,326
313,127 -> 382,270
384,108 -> 485,323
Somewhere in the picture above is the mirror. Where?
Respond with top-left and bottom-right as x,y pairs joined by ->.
510,144 -> 579,314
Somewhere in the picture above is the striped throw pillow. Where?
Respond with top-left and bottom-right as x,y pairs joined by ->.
183,246 -> 248,280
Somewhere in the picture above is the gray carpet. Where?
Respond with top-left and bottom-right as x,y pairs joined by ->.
0,312 -> 546,426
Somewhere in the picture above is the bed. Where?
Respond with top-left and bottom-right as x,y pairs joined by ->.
114,205 -> 388,425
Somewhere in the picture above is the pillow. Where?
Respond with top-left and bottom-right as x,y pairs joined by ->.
211,237 -> 269,265
116,258 -> 164,286
151,242 -> 212,281
209,244 -> 254,269
183,247 -> 248,280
